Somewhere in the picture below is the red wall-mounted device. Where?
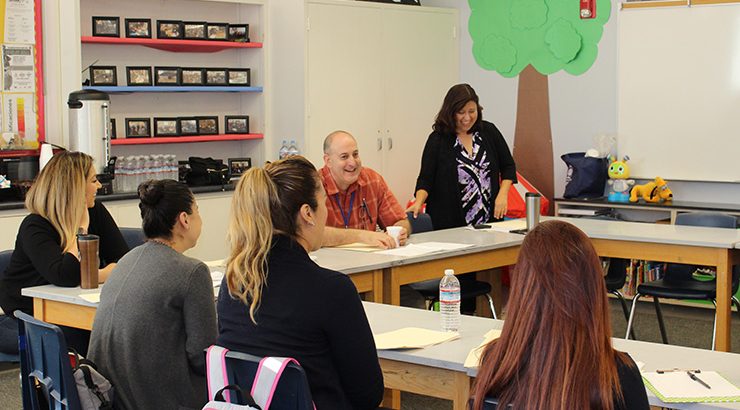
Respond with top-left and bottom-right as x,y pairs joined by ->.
580,0 -> 595,19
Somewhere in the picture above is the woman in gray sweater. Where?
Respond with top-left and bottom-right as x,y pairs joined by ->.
89,179 -> 217,410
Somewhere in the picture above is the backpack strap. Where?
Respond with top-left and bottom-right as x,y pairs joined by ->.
206,345 -> 231,402
251,357 -> 301,409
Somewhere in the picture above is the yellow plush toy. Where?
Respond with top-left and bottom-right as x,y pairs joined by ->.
629,177 -> 673,203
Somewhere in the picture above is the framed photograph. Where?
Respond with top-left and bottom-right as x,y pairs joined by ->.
178,117 -> 199,136
227,68 -> 250,86
154,67 -> 181,86
89,66 -> 118,86
157,20 -> 183,39
181,68 -> 205,86
126,66 -> 152,86
228,24 -> 249,42
228,157 -> 252,178
125,18 -> 151,38
204,68 -> 228,86
225,115 -> 250,134
206,23 -> 228,41
196,116 -> 219,135
110,118 -> 117,139
92,17 -> 120,37
125,118 -> 151,138
183,22 -> 207,40
154,117 -> 180,136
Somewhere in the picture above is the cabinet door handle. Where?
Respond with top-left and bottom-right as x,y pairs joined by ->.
377,137 -> 383,151
388,137 -> 393,150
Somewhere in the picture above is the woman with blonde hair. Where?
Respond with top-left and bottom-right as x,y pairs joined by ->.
471,220 -> 649,410
0,151 -> 128,354
217,156 -> 383,410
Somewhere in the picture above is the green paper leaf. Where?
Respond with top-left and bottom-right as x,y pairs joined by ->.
510,0 -> 549,29
474,34 -> 518,73
565,43 -> 598,75
545,19 -> 582,63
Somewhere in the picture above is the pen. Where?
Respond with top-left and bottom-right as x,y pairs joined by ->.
687,371 -> 711,389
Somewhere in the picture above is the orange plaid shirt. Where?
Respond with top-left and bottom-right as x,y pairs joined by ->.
319,166 -> 407,231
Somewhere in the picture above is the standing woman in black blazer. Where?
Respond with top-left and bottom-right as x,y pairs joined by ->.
407,83 -> 517,230
0,151 -> 128,354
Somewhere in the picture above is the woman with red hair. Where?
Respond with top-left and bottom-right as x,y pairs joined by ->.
471,220 -> 649,410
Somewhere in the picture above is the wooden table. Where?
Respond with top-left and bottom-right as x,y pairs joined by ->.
550,217 -> 740,352
554,197 -> 740,224
365,302 -> 740,410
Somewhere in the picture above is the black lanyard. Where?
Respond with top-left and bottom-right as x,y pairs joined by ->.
334,191 -> 355,228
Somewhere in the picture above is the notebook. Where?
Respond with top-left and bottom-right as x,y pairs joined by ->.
464,328 -> 501,368
642,371 -> 740,403
373,327 -> 459,350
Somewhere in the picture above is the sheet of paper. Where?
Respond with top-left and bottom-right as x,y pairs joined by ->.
642,371 -> 740,403
374,327 -> 459,350
79,292 -> 101,304
376,242 -> 473,257
464,328 -> 501,368
487,219 -> 527,233
210,270 -> 224,287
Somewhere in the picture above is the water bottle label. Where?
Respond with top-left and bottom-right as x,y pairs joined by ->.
440,288 -> 460,302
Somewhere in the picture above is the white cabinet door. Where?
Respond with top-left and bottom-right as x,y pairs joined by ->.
306,2 -> 458,204
381,7 -> 458,203
306,3 -> 384,171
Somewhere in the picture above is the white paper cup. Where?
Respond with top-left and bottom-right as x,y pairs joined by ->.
386,226 -> 403,247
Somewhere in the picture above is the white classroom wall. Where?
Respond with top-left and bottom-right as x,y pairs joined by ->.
42,0 -> 740,204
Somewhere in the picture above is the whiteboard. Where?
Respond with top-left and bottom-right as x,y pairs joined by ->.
618,4 -> 740,182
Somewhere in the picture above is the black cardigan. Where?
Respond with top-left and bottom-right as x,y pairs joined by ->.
415,120 -> 517,230
0,200 -> 129,316
217,235 -> 384,410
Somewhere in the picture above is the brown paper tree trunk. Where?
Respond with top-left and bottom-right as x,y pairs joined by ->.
513,65 -> 554,215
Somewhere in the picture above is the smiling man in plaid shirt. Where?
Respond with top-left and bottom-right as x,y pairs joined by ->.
320,130 -> 411,249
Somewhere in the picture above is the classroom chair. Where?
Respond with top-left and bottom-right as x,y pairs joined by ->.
14,311 -> 82,410
0,249 -> 19,363
208,349 -> 313,409
604,258 -> 636,339
406,212 -> 497,318
119,227 -> 146,249
468,397 -> 512,409
625,212 -> 740,349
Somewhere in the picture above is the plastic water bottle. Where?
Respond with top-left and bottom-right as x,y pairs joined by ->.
439,269 -> 461,332
279,140 -> 289,159
288,140 -> 300,156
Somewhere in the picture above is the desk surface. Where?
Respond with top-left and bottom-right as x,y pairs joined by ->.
555,198 -> 740,213
549,217 -> 740,249
363,302 -> 740,409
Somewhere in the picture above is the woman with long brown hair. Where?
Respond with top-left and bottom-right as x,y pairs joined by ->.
471,220 -> 649,410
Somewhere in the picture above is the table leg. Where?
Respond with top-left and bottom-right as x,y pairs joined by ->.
383,268 -> 401,305
475,269 -> 503,318
382,388 -> 401,409
714,250 -> 735,352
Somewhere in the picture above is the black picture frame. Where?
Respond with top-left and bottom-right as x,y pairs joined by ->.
126,66 -> 152,86
154,117 -> 180,136
228,157 -> 252,178
225,115 -> 250,134
227,68 -> 250,86
196,116 -> 219,135
89,66 -> 118,86
183,22 -> 207,40
157,20 -> 183,39
125,18 -> 152,38
125,118 -> 151,138
206,23 -> 228,41
228,24 -> 249,42
154,67 -> 181,86
178,117 -> 199,136
205,68 -> 228,86
92,16 -> 120,37
180,68 -> 205,86
110,118 -> 117,139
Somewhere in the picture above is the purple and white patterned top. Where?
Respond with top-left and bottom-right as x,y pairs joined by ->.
455,132 -> 492,225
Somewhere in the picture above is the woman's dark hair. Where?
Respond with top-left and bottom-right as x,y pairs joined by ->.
138,179 -> 194,239
433,83 -> 483,135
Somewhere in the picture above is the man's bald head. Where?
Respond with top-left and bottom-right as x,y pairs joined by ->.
323,130 -> 356,155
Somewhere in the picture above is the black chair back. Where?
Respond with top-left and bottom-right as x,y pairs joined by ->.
219,349 -> 313,409
407,212 -> 433,234
119,227 -> 146,249
0,249 -> 13,276
14,311 -> 82,410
